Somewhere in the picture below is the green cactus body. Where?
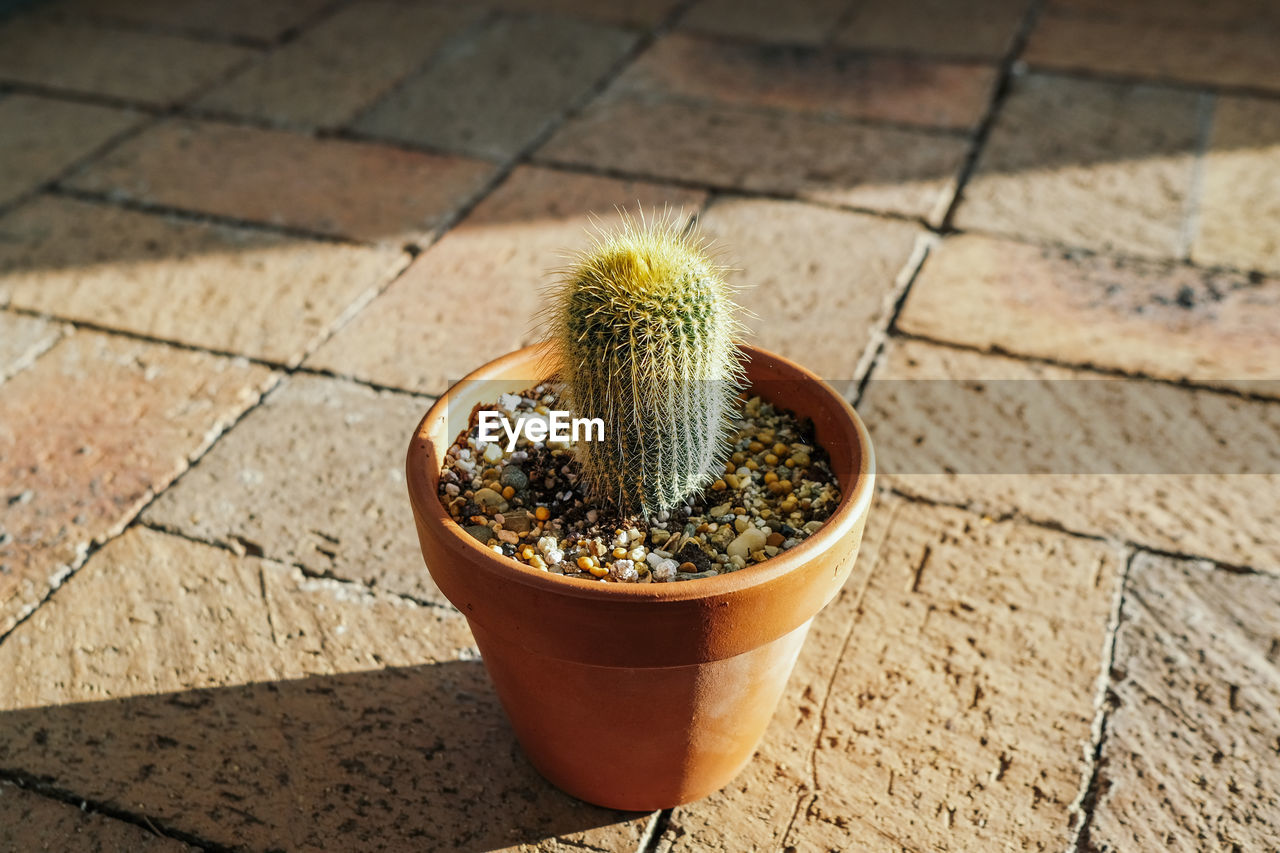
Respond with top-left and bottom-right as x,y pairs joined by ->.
549,217 -> 745,516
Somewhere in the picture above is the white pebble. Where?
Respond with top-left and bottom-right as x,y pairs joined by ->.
726,526 -> 767,560
546,549 -> 564,564
652,558 -> 679,581
498,392 -> 522,413
444,483 -> 460,496
482,442 -> 504,464
610,559 -> 638,581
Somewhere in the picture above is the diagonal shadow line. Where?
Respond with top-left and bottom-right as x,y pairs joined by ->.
0,663 -> 648,852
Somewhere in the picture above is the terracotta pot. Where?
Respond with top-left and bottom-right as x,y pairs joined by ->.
406,344 -> 875,810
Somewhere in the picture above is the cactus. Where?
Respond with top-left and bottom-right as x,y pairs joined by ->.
547,215 -> 745,516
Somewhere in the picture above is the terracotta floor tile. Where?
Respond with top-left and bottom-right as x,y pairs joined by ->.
679,0 -> 850,46
615,33 -> 998,131
781,500 -> 1120,851
1088,553 -> 1280,850
1193,95 -> 1280,275
540,97 -> 968,222
0,527 -> 651,851
0,781 -> 194,852
487,0 -> 682,27
1025,9 -> 1280,93
45,0 -> 330,42
306,164 -> 706,394
953,73 -> 1202,258
0,331 -> 275,635
0,15 -> 253,106
195,1 -> 487,129
65,119 -> 497,243
353,14 -> 638,160
0,312 -> 66,383
0,95 -> 143,208
864,338 -> 1280,570
700,196 -> 924,380
1047,0 -> 1280,28
0,195 -> 406,364
836,0 -> 1029,60
143,374 -> 444,605
898,232 -> 1280,395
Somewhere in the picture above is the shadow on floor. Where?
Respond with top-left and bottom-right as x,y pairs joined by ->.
0,660 -> 643,851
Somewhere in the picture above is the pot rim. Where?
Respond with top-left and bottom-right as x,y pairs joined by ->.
406,343 -> 875,605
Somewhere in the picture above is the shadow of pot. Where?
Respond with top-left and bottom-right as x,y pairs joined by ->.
406,344 -> 875,811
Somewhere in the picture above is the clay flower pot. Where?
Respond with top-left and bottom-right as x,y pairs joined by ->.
406,344 -> 875,810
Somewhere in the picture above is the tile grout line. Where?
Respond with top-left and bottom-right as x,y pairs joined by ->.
775,496 -> 907,853
942,220 -> 1276,280
849,232 -> 938,404
883,485 -> 1279,578
28,0 -> 357,51
888,328 -> 1280,406
635,808 -> 673,853
0,302 -> 439,401
45,185 -> 378,246
531,155 -> 939,228
849,0 -> 1047,407
823,0 -> 867,49
1017,63 -> 1280,103
337,7 -> 503,133
136,519 -> 457,613
550,86 -> 977,139
1065,546 -> 1134,852
937,0 -> 1046,231
0,771 -> 229,852
0,108 -> 158,221
0,317 -> 70,386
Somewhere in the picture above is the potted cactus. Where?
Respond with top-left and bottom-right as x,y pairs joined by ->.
406,219 -> 874,810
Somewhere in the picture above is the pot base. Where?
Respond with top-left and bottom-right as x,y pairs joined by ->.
470,617 -> 814,811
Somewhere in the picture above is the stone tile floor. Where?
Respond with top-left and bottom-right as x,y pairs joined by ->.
0,0 -> 1277,850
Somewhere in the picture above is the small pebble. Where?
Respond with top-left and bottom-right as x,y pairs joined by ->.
499,466 -> 529,490
726,526 -> 767,560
